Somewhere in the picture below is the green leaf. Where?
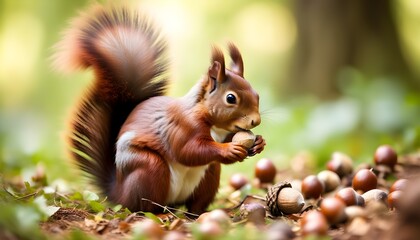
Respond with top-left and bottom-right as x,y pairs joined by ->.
115,207 -> 132,220
141,212 -> 162,224
24,181 -> 31,190
34,195 -> 60,219
11,205 -> 46,239
112,204 -> 123,212
83,190 -> 99,201
88,201 -> 105,213
67,229 -> 96,240
70,191 -> 84,201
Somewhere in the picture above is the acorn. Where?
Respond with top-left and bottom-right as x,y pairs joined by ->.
266,182 -> 304,216
239,203 -> 266,226
196,209 -> 231,229
232,130 -> 256,149
300,210 -> 329,236
163,231 -> 186,240
197,221 -> 223,238
317,170 -> 340,192
266,222 -> 295,240
388,190 -> 403,210
301,175 -> 323,199
344,206 -> 366,221
335,187 -> 364,207
389,178 -> 408,193
352,169 -> 377,193
362,189 -> 388,207
229,173 -> 249,190
374,145 -> 398,169
320,197 -> 347,224
132,219 -> 165,239
326,152 -> 353,177
335,187 -> 358,206
255,158 -> 277,184
277,188 -> 305,215
355,194 -> 365,207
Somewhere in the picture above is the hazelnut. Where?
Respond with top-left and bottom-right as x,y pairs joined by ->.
352,169 -> 377,193
374,145 -> 398,169
388,190 -> 403,210
301,210 -> 329,236
255,158 -> 277,183
335,187 -> 364,207
335,187 -> 357,206
355,193 -> 365,207
390,178 -> 408,193
344,206 -> 366,221
196,209 -> 231,229
163,231 -> 185,240
326,152 -> 353,177
277,187 -> 305,215
301,175 -> 323,199
229,173 -> 249,190
239,203 -> 266,225
266,182 -> 304,216
132,219 -> 164,239
317,170 -> 340,192
232,130 -> 256,149
362,189 -> 388,207
198,221 -> 223,238
320,197 -> 347,224
266,222 -> 295,240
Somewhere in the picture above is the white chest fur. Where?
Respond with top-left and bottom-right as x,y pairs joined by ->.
165,127 -> 229,204
166,161 -> 208,204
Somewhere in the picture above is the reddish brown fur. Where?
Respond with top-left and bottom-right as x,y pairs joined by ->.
186,163 -> 221,213
114,151 -> 170,212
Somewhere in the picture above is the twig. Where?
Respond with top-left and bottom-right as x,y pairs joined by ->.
16,191 -> 41,200
3,185 -> 41,200
140,198 -> 179,219
140,198 -> 200,218
3,186 -> 17,198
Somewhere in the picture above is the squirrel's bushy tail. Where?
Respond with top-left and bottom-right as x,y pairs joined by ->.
54,4 -> 168,195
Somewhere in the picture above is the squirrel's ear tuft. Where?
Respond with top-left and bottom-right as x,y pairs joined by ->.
210,46 -> 226,81
228,43 -> 244,77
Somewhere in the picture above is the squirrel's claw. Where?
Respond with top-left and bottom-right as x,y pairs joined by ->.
248,135 -> 266,156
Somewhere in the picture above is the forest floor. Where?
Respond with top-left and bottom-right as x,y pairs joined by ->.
2,151 -> 420,240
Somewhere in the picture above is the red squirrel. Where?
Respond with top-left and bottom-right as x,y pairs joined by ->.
55,4 -> 265,214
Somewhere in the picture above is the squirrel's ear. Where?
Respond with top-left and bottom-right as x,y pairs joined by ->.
228,43 -> 244,77
208,61 -> 221,93
208,61 -> 221,79
210,46 -> 226,82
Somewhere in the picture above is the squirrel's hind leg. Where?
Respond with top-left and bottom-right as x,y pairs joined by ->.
185,162 -> 221,215
114,149 -> 171,213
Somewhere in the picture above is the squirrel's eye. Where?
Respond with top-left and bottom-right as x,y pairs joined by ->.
226,93 -> 237,104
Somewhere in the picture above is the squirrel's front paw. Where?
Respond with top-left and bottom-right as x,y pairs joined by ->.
221,142 -> 248,164
248,135 -> 266,156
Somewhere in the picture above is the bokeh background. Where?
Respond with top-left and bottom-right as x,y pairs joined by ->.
1,0 -> 419,186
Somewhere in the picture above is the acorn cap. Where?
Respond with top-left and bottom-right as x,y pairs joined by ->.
267,182 -> 292,216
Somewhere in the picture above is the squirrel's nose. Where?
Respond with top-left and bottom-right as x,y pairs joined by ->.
250,115 -> 261,127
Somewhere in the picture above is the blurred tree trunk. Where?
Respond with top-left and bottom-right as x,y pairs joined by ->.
288,0 -> 418,99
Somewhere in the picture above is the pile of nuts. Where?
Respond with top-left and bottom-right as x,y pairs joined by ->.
225,144 -> 411,238
133,144 -> 416,239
